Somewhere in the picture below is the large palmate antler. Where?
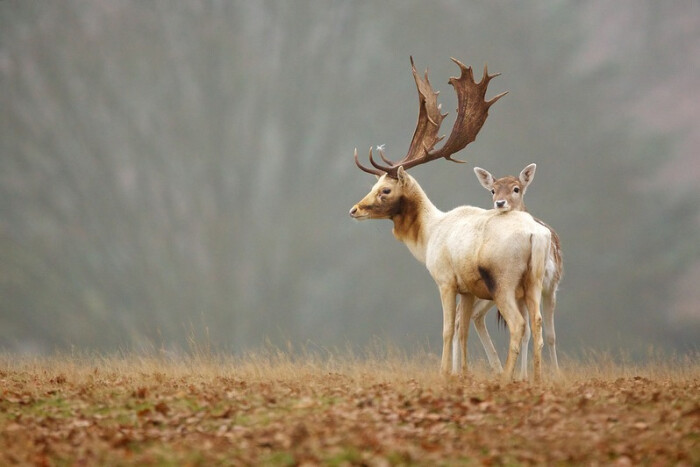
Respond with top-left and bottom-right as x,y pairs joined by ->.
355,57 -> 507,178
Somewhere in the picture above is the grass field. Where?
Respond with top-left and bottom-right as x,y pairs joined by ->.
1,348 -> 698,465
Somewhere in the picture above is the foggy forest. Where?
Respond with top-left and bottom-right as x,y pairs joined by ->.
1,1 -> 699,359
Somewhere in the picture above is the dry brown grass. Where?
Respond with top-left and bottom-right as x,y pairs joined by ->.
1,347 -> 698,465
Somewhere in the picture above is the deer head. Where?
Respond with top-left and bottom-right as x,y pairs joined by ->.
351,57 -> 507,219
349,166 -> 410,220
473,163 -> 536,212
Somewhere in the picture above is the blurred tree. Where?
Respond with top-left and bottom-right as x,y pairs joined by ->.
0,0 -> 697,356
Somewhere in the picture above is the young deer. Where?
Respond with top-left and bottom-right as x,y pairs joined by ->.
349,57 -> 551,382
452,164 -> 563,378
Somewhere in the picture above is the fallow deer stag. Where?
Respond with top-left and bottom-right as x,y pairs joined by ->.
349,57 -> 551,382
452,164 -> 563,378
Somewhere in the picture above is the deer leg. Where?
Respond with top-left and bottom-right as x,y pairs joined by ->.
526,289 -> 544,384
451,311 -> 461,375
451,297 -> 469,375
542,289 -> 559,374
495,293 -> 525,382
517,300 -> 531,381
457,293 -> 475,375
451,297 -> 467,375
438,285 -> 458,376
472,299 -> 503,373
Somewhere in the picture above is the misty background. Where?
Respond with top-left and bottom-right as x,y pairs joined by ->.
1,1 -> 698,359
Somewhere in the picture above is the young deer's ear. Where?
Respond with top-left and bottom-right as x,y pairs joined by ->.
519,163 -> 536,190
473,167 -> 495,191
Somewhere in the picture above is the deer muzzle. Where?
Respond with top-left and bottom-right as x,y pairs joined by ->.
349,204 -> 368,220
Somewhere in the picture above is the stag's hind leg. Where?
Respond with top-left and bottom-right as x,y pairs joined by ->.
526,289 -> 544,384
517,300 -> 531,380
494,292 -> 525,382
542,289 -> 559,374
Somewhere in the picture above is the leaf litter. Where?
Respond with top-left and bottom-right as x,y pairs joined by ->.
0,353 -> 698,465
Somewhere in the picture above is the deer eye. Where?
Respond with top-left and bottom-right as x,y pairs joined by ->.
490,189 -> 495,195
381,188 -> 391,195
513,187 -> 520,193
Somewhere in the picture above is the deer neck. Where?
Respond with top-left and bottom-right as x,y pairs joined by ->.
391,183 -> 441,264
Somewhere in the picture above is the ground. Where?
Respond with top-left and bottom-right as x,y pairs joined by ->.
0,351 -> 698,465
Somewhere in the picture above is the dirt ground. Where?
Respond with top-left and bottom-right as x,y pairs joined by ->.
1,352 -> 698,465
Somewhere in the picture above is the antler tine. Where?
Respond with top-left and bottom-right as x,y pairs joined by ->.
354,147 -> 384,176
368,147 -> 392,172
480,64 -> 497,84
428,58 -> 507,162
353,57 -> 506,177
487,90 -> 509,108
378,149 -> 395,166
482,64 -> 509,107
382,56 -> 447,176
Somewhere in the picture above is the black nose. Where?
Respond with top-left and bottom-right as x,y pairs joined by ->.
496,200 -> 506,208
349,206 -> 358,216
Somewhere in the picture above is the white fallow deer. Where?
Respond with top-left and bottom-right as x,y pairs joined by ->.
349,57 -> 551,382
452,164 -> 563,379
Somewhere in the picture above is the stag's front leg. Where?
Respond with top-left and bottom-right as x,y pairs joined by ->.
451,316 -> 461,375
456,293 -> 475,375
438,285 -> 458,376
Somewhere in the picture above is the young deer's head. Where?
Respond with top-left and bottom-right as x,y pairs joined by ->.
473,163 -> 536,212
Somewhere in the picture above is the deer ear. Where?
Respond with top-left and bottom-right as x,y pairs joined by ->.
396,166 -> 409,185
519,163 -> 536,189
473,167 -> 494,191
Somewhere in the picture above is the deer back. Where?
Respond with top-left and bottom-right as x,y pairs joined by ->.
426,209 -> 550,301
